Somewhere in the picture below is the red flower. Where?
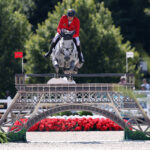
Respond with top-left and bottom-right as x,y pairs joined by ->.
10,117 -> 127,132
39,124 -> 45,131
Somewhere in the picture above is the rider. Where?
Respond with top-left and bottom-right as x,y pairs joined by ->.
45,9 -> 84,63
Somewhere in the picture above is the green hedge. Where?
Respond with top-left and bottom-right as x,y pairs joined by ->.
0,130 -> 8,143
53,111 -> 93,116
78,111 -> 93,116
7,128 -> 27,142
124,127 -> 150,140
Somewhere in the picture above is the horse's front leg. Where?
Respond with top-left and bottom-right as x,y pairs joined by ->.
70,60 -> 75,71
51,57 -> 59,74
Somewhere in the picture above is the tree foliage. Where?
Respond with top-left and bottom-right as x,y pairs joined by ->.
25,0 -> 139,83
95,0 -> 150,55
0,0 -> 144,97
11,0 -> 35,19
0,0 -> 31,98
29,0 -> 62,29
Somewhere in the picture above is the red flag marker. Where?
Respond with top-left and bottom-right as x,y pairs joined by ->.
14,51 -> 24,73
14,52 -> 23,58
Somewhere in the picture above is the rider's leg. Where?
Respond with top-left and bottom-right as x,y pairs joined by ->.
74,37 -> 84,63
45,33 -> 61,57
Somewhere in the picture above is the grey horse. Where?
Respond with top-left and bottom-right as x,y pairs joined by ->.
51,30 -> 83,74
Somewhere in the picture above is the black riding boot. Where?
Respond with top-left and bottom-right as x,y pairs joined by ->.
45,37 -> 60,58
44,42 -> 55,57
77,46 -> 84,63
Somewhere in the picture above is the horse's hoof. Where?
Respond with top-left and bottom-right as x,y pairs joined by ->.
73,71 -> 77,74
74,67 -> 78,73
77,63 -> 83,68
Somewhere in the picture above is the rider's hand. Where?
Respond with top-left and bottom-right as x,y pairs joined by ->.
63,29 -> 68,32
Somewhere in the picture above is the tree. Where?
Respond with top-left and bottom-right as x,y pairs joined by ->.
10,0 -> 63,30
0,0 -> 31,98
145,0 -> 150,16
11,0 -> 35,19
25,0 -> 139,84
95,0 -> 150,55
29,0 -> 62,29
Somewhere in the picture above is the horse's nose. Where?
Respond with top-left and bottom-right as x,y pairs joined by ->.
64,56 -> 70,61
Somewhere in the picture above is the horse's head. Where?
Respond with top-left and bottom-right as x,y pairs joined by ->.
61,29 -> 75,40
60,30 -> 75,61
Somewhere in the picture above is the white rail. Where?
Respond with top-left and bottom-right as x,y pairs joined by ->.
0,97 -> 12,113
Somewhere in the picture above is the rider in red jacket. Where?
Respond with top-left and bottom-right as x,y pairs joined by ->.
45,9 -> 84,63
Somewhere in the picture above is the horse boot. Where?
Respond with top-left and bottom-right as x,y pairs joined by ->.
77,46 -> 84,63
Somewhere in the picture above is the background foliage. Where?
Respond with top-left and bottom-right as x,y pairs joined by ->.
0,0 -> 31,97
24,0 -> 138,84
0,0 -> 150,97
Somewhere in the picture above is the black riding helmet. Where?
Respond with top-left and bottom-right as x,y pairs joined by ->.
67,9 -> 76,17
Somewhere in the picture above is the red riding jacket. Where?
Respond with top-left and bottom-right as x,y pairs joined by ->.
57,15 -> 80,38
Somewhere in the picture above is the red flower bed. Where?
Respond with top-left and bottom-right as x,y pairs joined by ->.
11,118 -> 124,132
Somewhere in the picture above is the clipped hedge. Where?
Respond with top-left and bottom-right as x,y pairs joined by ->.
7,128 -> 27,142
78,111 -> 93,116
53,111 -> 93,116
124,127 -> 150,140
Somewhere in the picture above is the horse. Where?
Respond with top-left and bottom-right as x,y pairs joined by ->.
51,29 -> 83,74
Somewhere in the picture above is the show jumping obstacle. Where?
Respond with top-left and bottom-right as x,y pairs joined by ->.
0,73 -> 150,136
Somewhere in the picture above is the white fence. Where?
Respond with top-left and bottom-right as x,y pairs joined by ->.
0,97 -> 12,115
134,90 -> 150,118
